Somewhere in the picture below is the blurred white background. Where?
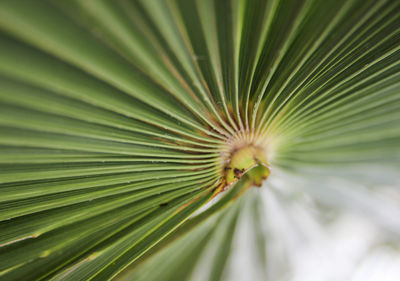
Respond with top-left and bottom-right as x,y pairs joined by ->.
226,165 -> 400,281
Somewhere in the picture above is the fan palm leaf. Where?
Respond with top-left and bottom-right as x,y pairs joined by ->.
0,0 -> 399,280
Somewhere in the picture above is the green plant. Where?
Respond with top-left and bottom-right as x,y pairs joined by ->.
0,0 -> 399,280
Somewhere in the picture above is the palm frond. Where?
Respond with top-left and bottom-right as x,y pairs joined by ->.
0,0 -> 399,280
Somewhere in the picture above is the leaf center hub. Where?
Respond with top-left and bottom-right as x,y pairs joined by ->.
220,141 -> 270,188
